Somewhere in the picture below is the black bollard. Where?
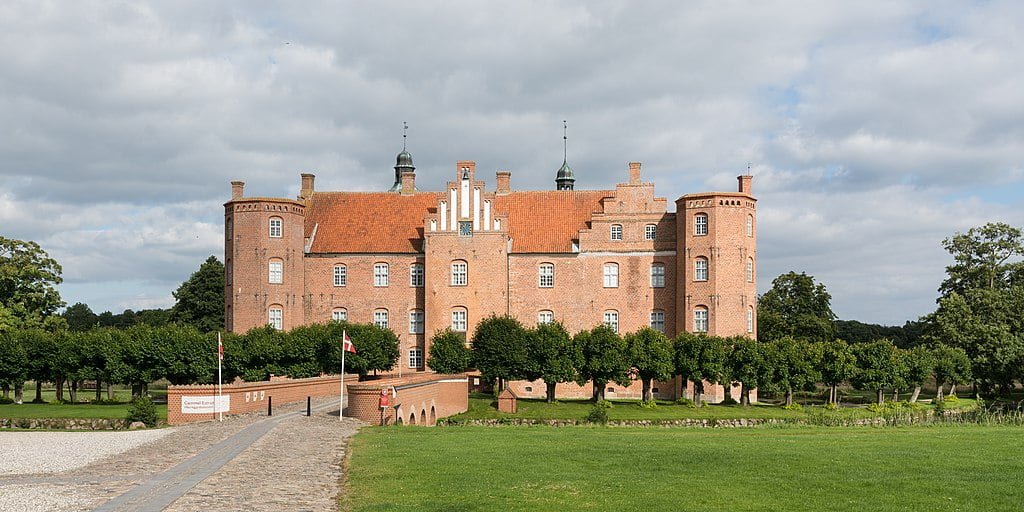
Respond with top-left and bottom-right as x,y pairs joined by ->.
267,396 -> 272,416
306,396 -> 311,416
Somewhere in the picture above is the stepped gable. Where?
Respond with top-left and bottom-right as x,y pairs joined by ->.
304,192 -> 441,253
494,190 -> 612,253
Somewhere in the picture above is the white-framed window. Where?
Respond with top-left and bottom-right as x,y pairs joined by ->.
332,308 -> 347,322
538,263 -> 554,288
409,310 -> 424,334
374,263 -> 389,287
603,310 -> 619,333
451,261 -> 468,286
333,264 -> 347,287
410,263 -> 424,287
695,258 -> 708,281
746,214 -> 754,237
694,213 -> 708,236
268,260 -> 283,284
268,306 -> 283,330
645,224 -> 657,240
269,217 -> 283,238
408,347 -> 423,369
538,310 -> 554,324
373,309 -> 389,329
452,308 -> 467,332
603,263 -> 619,288
747,307 -> 754,333
694,307 -> 708,333
650,310 -> 666,333
746,258 -> 754,283
650,263 -> 665,288
610,224 -> 623,240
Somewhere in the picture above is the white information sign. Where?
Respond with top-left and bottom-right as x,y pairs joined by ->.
182,395 -> 230,414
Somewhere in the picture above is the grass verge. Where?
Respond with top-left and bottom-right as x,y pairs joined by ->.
0,402 -> 168,421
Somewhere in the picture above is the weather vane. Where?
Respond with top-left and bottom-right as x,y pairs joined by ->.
563,120 -> 568,162
403,121 -> 408,150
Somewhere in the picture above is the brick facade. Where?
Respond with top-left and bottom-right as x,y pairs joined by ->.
225,157 -> 756,402
166,375 -> 353,425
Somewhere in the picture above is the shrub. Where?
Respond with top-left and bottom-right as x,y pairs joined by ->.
782,403 -> 803,411
675,397 -> 697,408
125,396 -> 158,427
0,396 -> 14,405
586,400 -> 613,425
945,395 -> 960,403
823,402 -> 838,411
639,399 -> 658,409
720,396 -> 738,406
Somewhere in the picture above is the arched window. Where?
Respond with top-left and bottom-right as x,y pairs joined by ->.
746,214 -> 754,237
538,263 -> 554,288
650,263 -> 666,288
694,306 -> 708,333
373,263 -> 389,287
610,224 -> 623,240
538,310 -> 554,324
268,259 -> 283,284
747,307 -> 754,334
695,257 -> 708,282
409,310 -> 424,334
451,260 -> 468,286
373,309 -> 389,329
332,308 -> 347,322
694,213 -> 708,236
451,307 -> 468,332
645,224 -> 657,240
746,258 -> 754,283
603,263 -> 619,288
603,310 -> 619,333
650,310 -> 666,333
410,263 -> 424,287
333,264 -> 347,287
226,259 -> 232,285
268,305 -> 283,330
225,219 -> 232,240
269,217 -> 283,238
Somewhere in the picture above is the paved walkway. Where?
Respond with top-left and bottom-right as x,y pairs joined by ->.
0,398 -> 363,512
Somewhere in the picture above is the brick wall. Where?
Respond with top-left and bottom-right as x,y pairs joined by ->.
166,375 -> 354,425
347,373 -> 469,426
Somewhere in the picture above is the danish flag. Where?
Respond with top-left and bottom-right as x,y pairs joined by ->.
342,330 -> 357,354
218,333 -> 224,361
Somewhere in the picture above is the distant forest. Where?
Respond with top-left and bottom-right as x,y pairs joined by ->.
835,319 -> 925,348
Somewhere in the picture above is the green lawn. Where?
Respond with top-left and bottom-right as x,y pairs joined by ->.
345,425 -> 1024,511
448,394 -> 975,423
0,402 -> 168,421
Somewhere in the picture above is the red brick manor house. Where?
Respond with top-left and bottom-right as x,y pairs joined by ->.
224,148 -> 757,401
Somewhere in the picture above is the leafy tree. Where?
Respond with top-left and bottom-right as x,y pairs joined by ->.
63,303 -> 99,331
171,256 -> 225,333
939,222 -> 1024,296
835,319 -> 924,348
20,329 -> 58,402
108,324 -> 174,397
528,322 -> 580,403
757,271 -> 836,343
816,339 -> 857,405
725,337 -> 772,406
625,327 -> 673,402
673,333 -> 728,407
0,332 -> 29,402
471,315 -> 531,391
903,345 -> 935,403
851,339 -> 906,405
575,325 -> 631,402
931,344 -> 972,401
427,329 -> 473,374
768,336 -> 819,407
0,237 -> 65,331
317,321 -> 400,378
162,325 -> 218,385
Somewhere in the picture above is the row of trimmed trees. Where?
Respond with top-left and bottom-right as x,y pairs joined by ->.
428,315 -> 973,405
0,322 -> 399,403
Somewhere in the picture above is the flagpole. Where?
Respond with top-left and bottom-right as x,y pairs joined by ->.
217,332 -> 223,422
340,334 -> 346,421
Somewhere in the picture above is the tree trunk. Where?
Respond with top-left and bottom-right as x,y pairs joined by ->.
545,381 -> 556,403
2,384 -> 8,398
935,379 -> 944,402
893,388 -> 899,402
34,381 -> 43,403
14,384 -> 24,404
949,384 -> 956,397
694,381 -> 704,407
785,388 -> 793,407
593,381 -> 606,402
95,380 -> 102,402
131,382 -> 142,399
55,378 -> 65,402
69,380 -> 78,403
642,378 -> 653,402
876,388 -> 884,405
107,382 -> 114,400
909,386 -> 921,403
740,384 -> 750,406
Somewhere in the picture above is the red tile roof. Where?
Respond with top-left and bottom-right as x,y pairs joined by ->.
494,191 -> 612,253
304,190 -> 612,254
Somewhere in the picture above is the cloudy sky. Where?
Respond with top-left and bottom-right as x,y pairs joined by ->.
2,1 -> 1022,325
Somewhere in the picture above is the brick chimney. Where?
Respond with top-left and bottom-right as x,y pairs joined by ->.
738,174 -> 753,194
495,171 -> 511,195
400,172 -> 416,195
231,181 -> 245,199
300,173 -> 315,199
628,162 -> 642,184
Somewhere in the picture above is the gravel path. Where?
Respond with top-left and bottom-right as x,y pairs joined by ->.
0,430 -> 173,475
0,398 -> 362,511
